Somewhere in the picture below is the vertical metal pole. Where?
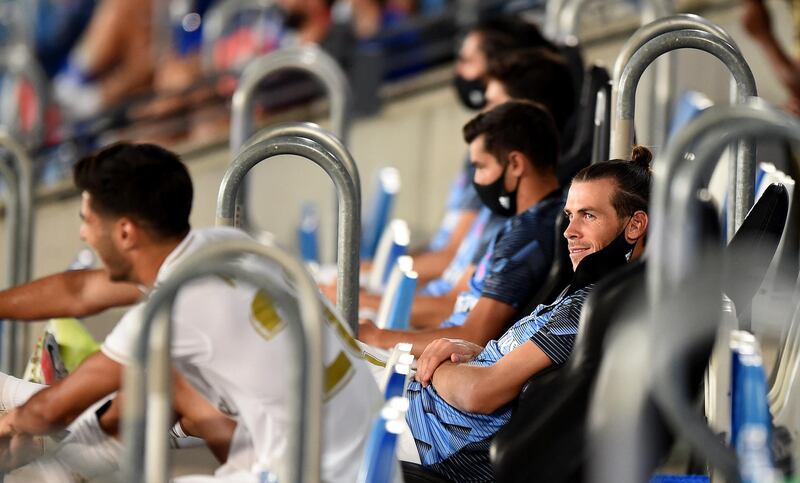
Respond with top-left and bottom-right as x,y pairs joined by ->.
591,83 -> 611,164
0,157 -> 19,375
0,133 -> 34,376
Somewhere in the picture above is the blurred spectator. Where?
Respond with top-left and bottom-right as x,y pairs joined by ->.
454,17 -> 556,110
742,0 -> 800,114
53,0 -> 155,120
34,0 -> 97,78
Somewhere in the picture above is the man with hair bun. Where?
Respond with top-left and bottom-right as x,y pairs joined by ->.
396,147 -> 653,482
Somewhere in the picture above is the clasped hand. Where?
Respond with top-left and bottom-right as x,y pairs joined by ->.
414,338 -> 483,387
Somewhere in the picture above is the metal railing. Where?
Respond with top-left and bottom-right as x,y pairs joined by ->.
217,122 -> 361,332
611,26 -> 757,239
230,45 -> 352,154
0,131 -> 34,375
121,239 -> 324,483
646,99 -> 800,481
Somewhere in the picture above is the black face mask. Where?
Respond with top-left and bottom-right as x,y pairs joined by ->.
453,75 -> 486,110
569,224 -> 638,293
283,10 -> 307,29
473,167 -> 518,217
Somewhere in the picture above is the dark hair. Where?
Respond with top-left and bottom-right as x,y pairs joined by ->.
470,17 -> 556,60
463,100 -> 559,173
74,142 -> 193,239
572,145 -> 653,218
487,48 -> 575,135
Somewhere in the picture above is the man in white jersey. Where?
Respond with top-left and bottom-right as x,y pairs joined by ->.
0,142 -> 382,481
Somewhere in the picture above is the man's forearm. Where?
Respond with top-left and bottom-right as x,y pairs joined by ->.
429,362 -> 488,413
0,270 -> 140,320
372,325 -> 475,357
411,250 -> 456,285
409,292 -> 458,330
1,353 -> 121,437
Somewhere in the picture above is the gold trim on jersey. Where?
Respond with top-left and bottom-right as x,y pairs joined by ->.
250,290 -> 287,340
322,306 -> 364,359
324,351 -> 355,401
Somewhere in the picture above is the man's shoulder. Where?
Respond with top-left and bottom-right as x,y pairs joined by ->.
497,196 -> 564,248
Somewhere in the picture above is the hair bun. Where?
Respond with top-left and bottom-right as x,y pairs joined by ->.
630,145 -> 653,170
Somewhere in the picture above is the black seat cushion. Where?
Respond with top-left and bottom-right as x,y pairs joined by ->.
557,64 -> 611,186
724,182 -> 789,314
401,462 -> 454,483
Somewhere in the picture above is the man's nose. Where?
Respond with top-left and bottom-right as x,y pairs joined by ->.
564,219 -> 579,239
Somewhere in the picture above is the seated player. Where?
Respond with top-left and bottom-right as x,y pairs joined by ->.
399,147 -> 653,481
405,47 -> 577,330
359,101 -> 564,356
0,143 -> 383,482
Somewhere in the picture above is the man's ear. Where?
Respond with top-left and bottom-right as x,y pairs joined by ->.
625,210 -> 648,242
506,150 -> 526,178
115,217 -> 139,250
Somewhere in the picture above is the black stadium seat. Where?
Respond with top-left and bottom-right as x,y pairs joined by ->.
493,185 -> 789,482
557,65 -> 611,186
491,259 -> 646,483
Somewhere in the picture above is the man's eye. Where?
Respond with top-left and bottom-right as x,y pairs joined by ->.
584,213 -> 595,220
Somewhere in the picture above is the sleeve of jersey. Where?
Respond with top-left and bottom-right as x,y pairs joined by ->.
528,295 -> 585,365
480,235 -> 550,309
101,303 -> 145,366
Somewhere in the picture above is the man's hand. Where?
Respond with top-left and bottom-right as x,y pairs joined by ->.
415,338 -> 483,387
0,411 -> 42,471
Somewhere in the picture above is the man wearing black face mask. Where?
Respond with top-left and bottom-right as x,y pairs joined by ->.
393,20 -> 558,297
453,18 -> 556,111
359,101 -> 563,356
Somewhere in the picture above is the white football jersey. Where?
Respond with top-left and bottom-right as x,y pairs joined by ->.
102,227 -> 383,482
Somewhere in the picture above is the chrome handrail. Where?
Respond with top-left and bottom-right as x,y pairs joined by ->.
612,28 -> 757,239
217,124 -> 361,332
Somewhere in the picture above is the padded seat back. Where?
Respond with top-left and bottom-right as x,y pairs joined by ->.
557,65 -> 611,186
724,183 -> 789,315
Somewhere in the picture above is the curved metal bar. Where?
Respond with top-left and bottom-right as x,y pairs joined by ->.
246,122 -> 362,208
0,132 -> 33,376
610,14 -> 734,150
649,99 -> 800,481
612,29 -> 757,237
556,0 -> 674,44
229,45 -> 352,154
201,0 -> 273,73
611,14 -> 734,89
666,100 -> 800,289
121,239 -> 324,483
217,130 -> 360,331
0,44 -> 48,148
